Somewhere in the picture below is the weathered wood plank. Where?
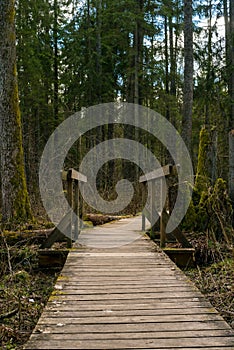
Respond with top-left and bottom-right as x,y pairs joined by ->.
24,336 -> 234,349
41,307 -> 219,318
32,320 -> 233,334
51,286 -> 197,293
26,329 -> 234,340
139,164 -> 172,182
67,168 -> 87,183
38,313 -> 225,324
46,301 -> 213,311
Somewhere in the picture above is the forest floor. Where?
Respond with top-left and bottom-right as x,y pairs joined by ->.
0,217 -> 233,349
184,231 -> 234,329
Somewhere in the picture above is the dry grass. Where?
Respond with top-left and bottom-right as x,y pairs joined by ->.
184,232 -> 234,329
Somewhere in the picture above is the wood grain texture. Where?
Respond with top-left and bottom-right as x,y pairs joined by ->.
24,216 -> 234,349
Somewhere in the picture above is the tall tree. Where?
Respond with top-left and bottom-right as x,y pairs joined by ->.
0,0 -> 32,223
182,0 -> 193,153
230,0 -> 234,129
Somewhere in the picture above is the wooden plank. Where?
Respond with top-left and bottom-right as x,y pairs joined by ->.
32,320 -> 233,333
24,336 -> 234,349
139,164 -> 172,183
38,313 -> 225,324
42,307 -> 219,318
46,301 -> 213,311
68,168 -> 87,183
25,329 -> 234,340
47,297 -> 208,306
48,288 -> 202,295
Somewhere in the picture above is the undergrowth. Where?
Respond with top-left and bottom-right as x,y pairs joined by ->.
0,229 -> 60,350
184,231 -> 234,329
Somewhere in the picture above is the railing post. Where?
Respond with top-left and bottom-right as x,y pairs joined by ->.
142,212 -> 146,231
148,181 -> 153,228
67,170 -> 73,248
74,179 -> 79,240
160,178 -> 166,248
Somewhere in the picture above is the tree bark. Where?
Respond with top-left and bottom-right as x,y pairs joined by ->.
182,0 -> 193,154
230,0 -> 234,129
53,0 -> 59,125
0,0 -> 32,223
229,130 -> 234,204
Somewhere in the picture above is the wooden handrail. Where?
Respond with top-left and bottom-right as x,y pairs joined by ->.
41,168 -> 87,249
65,168 -> 86,247
140,164 -> 191,249
62,168 -> 87,183
139,164 -> 173,183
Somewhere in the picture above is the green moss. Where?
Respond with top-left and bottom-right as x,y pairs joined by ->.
182,200 -> 197,231
7,1 -> 16,26
195,126 -> 211,197
57,275 -> 69,281
9,64 -> 33,223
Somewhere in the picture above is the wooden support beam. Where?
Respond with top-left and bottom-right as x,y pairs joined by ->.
40,212 -> 73,249
161,210 -> 192,248
38,250 -> 68,268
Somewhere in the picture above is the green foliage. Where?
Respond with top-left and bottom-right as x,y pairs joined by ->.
10,0 -> 234,221
183,124 -> 233,240
191,178 -> 233,243
182,200 -> 197,231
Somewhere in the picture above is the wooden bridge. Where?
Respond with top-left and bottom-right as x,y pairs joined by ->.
24,216 -> 234,349
24,168 -> 234,349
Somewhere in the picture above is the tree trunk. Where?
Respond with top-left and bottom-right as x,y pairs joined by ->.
53,0 -> 59,125
182,0 -> 193,154
205,0 -> 213,126
0,0 -> 32,223
96,0 -> 102,104
229,130 -> 234,204
224,0 -> 234,129
230,0 -> 234,129
164,15 -> 170,120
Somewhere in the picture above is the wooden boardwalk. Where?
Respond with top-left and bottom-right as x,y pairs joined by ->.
24,216 -> 234,349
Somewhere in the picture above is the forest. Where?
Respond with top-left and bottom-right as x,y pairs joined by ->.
0,0 -> 234,348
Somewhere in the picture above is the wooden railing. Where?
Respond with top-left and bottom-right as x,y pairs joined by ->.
41,168 -> 87,249
139,164 -> 192,249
